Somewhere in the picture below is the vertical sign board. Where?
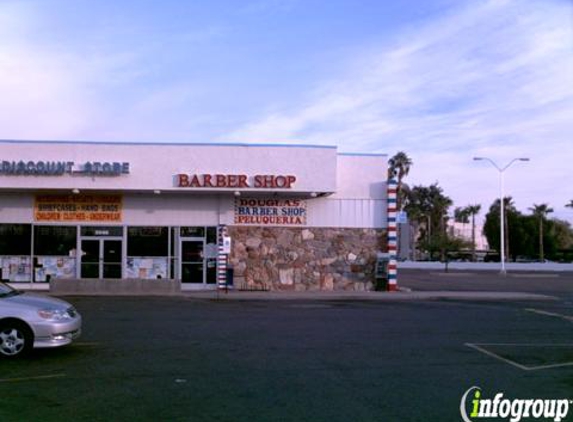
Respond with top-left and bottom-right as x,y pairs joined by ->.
222,236 -> 232,254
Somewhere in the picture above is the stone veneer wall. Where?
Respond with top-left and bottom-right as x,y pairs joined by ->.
228,227 -> 386,291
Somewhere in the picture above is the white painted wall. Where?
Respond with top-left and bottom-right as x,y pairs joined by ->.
0,141 -> 337,194
124,195 -> 222,226
310,153 -> 387,228
0,193 -> 385,229
0,193 -> 33,223
334,154 -> 387,200
306,198 -> 386,228
0,142 -> 388,229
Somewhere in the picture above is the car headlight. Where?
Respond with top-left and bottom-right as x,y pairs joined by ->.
38,308 -> 72,321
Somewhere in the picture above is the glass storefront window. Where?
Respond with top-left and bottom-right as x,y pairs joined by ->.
206,227 -> 217,244
0,224 -> 31,255
170,227 -> 177,280
127,227 -> 169,279
0,224 -> 221,283
181,227 -> 205,237
33,226 -> 77,282
205,227 -> 217,284
127,227 -> 168,256
0,224 -> 32,282
34,226 -> 77,256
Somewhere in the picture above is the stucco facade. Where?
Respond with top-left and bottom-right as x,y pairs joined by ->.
0,140 -> 388,291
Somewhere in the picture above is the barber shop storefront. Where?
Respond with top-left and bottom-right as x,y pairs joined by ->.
0,140 -> 388,291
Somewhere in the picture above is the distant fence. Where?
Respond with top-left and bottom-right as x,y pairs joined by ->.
400,261 -> 573,272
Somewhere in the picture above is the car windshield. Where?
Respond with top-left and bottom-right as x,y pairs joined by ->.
0,282 -> 22,298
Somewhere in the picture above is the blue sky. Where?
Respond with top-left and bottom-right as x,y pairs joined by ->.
1,0 -> 572,223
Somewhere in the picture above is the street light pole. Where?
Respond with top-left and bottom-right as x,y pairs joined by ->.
473,157 -> 530,274
500,167 -> 506,272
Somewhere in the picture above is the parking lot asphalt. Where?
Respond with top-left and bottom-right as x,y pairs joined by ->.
398,268 -> 573,300
1,271 -> 572,422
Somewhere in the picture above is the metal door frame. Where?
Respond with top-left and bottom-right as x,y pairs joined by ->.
80,236 -> 123,278
179,237 -> 206,284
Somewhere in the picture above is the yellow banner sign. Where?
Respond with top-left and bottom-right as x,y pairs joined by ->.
34,194 -> 123,222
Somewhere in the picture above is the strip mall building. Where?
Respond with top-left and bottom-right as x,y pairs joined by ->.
0,140 -> 390,291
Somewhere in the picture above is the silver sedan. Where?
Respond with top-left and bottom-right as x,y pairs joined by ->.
0,282 -> 81,358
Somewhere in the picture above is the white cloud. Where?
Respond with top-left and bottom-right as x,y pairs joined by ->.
0,3 -> 136,140
222,0 -> 573,222
0,2 -> 195,141
0,0 -> 571,223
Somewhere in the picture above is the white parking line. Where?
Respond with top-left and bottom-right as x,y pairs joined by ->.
466,343 -> 573,371
474,343 -> 573,347
0,373 -> 66,383
525,308 -> 573,323
466,343 -> 529,371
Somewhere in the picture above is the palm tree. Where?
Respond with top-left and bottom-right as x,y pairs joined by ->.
465,205 -> 481,261
454,207 -> 470,224
404,183 -> 452,260
529,203 -> 554,262
388,151 -> 413,210
453,207 -> 470,253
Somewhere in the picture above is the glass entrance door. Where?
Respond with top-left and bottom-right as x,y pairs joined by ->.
80,240 -> 100,278
81,238 -> 122,279
180,239 -> 205,283
103,240 -> 122,278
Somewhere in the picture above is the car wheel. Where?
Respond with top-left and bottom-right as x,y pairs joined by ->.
0,322 -> 33,358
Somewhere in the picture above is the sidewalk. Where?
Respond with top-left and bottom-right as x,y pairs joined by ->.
182,289 -> 556,302
9,282 -> 557,301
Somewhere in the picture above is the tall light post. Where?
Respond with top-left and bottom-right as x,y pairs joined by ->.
473,157 -> 530,274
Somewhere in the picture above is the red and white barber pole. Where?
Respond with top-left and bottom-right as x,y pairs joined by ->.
217,225 -> 230,290
387,179 -> 398,291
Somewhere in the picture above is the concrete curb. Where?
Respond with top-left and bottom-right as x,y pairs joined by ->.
179,290 -> 557,302
9,283 -> 557,301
